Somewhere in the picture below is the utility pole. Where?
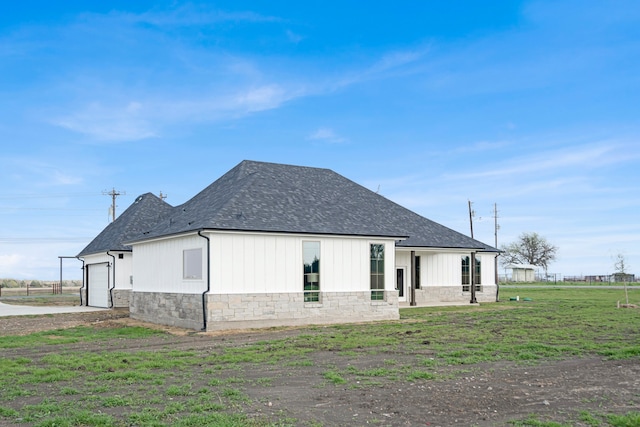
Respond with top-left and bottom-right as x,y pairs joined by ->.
103,188 -> 125,222
468,200 -> 475,238
494,203 -> 500,301
467,200 -> 477,303
159,191 -> 167,201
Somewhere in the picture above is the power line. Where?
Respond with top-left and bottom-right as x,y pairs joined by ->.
0,207 -> 103,211
0,192 -> 103,200
0,237 -> 91,243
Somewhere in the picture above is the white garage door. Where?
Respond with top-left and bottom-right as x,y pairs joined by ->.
87,264 -> 109,308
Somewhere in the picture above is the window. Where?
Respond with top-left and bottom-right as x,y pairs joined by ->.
462,255 -> 482,292
183,248 -> 203,280
415,255 -> 421,289
303,242 -> 320,302
370,244 -> 385,300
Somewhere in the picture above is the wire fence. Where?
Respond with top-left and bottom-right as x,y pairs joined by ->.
0,286 -> 79,297
499,273 -> 639,283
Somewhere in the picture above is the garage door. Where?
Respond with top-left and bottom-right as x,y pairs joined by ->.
87,263 -> 109,308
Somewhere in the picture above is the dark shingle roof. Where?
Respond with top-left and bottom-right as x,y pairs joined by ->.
77,193 -> 173,257
132,161 -> 497,251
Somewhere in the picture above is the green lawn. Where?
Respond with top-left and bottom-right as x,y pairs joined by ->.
0,287 -> 638,426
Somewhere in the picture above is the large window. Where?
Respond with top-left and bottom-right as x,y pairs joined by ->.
370,244 -> 385,300
183,248 -> 203,280
303,242 -> 320,302
462,255 -> 481,292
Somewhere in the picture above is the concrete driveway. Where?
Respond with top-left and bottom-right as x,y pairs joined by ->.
0,301 -> 108,317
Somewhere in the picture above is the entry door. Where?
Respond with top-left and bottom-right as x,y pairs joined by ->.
87,264 -> 109,308
396,267 -> 407,302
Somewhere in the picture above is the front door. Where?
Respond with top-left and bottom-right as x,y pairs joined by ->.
396,267 -> 407,302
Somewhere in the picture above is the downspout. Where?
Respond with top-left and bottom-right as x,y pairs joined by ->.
107,252 -> 116,308
198,230 -> 211,331
76,256 -> 85,306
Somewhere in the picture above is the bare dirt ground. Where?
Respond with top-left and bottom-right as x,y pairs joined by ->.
1,311 -> 639,426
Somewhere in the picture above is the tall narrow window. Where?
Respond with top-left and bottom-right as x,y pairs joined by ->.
183,248 -> 202,280
474,257 -> 482,292
462,255 -> 482,292
303,242 -> 320,302
461,256 -> 470,292
370,244 -> 385,300
415,255 -> 421,289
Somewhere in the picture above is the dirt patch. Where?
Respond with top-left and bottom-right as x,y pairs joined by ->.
1,311 -> 639,426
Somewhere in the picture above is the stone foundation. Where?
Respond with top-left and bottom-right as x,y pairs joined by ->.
414,285 -> 498,304
206,291 -> 399,330
111,289 -> 131,308
130,290 -> 399,331
130,292 -> 205,330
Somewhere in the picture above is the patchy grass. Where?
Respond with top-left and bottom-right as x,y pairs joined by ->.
509,411 -> 640,427
0,325 -> 163,349
0,287 -> 638,426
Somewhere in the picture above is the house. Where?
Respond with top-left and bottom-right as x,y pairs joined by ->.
112,160 -> 499,331
505,264 -> 537,282
77,193 -> 173,308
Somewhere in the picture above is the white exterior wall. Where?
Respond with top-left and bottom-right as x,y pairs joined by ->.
396,249 -> 475,287
114,252 -> 132,289
395,249 -> 497,304
82,252 -> 133,290
132,231 -> 397,296
396,250 -> 497,287
210,232 -> 392,295
132,233 -> 206,294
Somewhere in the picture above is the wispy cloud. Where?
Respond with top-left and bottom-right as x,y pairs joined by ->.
90,4 -> 282,28
286,29 -> 304,44
308,127 -> 348,144
446,142 -> 625,180
51,83 -> 307,141
454,140 -> 511,153
0,253 -> 23,270
52,101 -> 156,142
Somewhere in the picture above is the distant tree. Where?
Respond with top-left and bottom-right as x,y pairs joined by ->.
613,253 -> 631,305
613,253 -> 629,277
500,232 -> 558,273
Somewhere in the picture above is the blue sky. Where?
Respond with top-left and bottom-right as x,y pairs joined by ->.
1,1 -> 639,280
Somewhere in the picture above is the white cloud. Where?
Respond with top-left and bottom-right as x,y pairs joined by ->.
53,102 -> 157,142
308,127 -> 348,144
286,30 -> 304,44
0,253 -> 23,271
86,4 -> 282,28
233,85 -> 292,113
446,142 -> 626,181
51,83 -> 306,141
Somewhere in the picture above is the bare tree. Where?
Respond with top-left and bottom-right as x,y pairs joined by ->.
500,232 -> 558,274
614,253 -> 630,305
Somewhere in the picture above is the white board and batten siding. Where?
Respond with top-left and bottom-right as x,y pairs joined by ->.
132,231 -> 397,295
395,250 -> 497,287
132,234 -> 206,294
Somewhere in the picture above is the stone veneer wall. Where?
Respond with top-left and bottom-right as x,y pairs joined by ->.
130,292 -> 204,330
206,291 -> 399,330
130,290 -> 399,331
111,289 -> 131,308
414,285 -> 498,304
